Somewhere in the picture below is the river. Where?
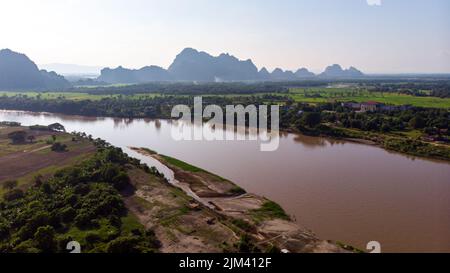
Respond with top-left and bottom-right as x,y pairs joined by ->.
1,110 -> 449,253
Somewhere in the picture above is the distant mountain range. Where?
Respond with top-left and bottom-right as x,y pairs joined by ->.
318,64 -> 364,78
0,48 -> 366,89
98,48 -> 365,84
38,63 -> 102,76
0,49 -> 70,90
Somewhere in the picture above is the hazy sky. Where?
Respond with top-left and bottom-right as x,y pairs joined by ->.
0,0 -> 449,73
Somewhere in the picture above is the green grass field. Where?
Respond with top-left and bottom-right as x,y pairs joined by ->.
2,87 -> 450,108
288,88 -> 450,108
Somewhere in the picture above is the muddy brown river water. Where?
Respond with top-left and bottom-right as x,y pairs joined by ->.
1,110 -> 449,252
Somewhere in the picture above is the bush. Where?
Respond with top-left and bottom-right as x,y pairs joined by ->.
3,189 -> 24,201
111,172 -> 130,191
7,130 -> 27,144
51,142 -> 67,152
34,226 -> 57,252
60,207 -> 76,223
106,236 -> 140,253
85,232 -> 102,245
74,211 -> 95,229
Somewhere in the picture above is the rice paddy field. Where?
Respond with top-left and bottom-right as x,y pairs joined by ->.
287,87 -> 450,108
1,86 -> 450,108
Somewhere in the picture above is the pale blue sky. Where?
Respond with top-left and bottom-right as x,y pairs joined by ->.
0,0 -> 449,73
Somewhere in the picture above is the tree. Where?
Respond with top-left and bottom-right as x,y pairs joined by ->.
34,226 -> 57,252
7,130 -> 27,144
51,142 -> 67,152
409,116 -> 426,129
3,188 -> 24,201
301,112 -> 322,128
60,207 -> 76,223
112,172 -> 131,191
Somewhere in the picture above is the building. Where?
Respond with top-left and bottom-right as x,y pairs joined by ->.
360,101 -> 381,112
341,102 -> 361,110
342,101 -> 411,113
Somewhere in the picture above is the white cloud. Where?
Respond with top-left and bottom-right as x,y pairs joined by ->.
367,0 -> 382,6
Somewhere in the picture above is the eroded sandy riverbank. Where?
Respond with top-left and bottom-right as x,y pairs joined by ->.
130,147 -> 352,253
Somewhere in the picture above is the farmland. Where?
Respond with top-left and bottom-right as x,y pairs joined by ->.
2,84 -> 450,109
0,126 -> 96,196
287,88 -> 450,108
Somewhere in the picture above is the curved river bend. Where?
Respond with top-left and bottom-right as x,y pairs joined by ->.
1,110 -> 449,253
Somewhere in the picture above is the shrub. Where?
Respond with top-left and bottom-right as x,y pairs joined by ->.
106,236 -> 140,253
7,130 -> 27,144
51,142 -> 67,152
3,189 -> 24,201
60,207 -> 76,223
111,172 -> 130,191
34,226 -> 57,252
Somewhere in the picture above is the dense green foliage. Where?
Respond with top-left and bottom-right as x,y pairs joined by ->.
280,102 -> 450,160
71,82 -> 289,95
0,139 -> 161,253
282,102 -> 449,136
1,80 -> 449,160
0,94 -> 284,119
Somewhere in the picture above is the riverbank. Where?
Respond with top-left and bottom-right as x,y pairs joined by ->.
2,104 -> 448,162
1,93 -> 449,162
285,124 -> 450,162
0,125 -> 350,253
130,147 -> 353,253
2,110 -> 449,252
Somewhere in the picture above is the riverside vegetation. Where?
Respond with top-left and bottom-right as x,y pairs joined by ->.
0,81 -> 449,161
0,124 -> 347,253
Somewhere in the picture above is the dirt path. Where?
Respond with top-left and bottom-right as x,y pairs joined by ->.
23,145 -> 51,153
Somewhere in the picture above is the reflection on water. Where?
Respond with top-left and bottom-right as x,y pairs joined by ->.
1,110 -> 449,253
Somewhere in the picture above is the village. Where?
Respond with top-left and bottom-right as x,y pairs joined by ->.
340,101 -> 413,112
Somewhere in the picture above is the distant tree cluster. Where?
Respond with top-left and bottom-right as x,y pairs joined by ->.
0,94 -> 285,120
281,102 -> 449,134
279,102 -> 450,160
367,81 -> 450,98
0,121 -> 21,127
71,82 -> 290,95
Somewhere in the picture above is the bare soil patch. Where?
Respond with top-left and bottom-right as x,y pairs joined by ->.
0,127 -> 96,184
131,147 -> 350,253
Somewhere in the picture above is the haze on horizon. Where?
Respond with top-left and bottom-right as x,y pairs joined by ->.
0,0 -> 449,74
